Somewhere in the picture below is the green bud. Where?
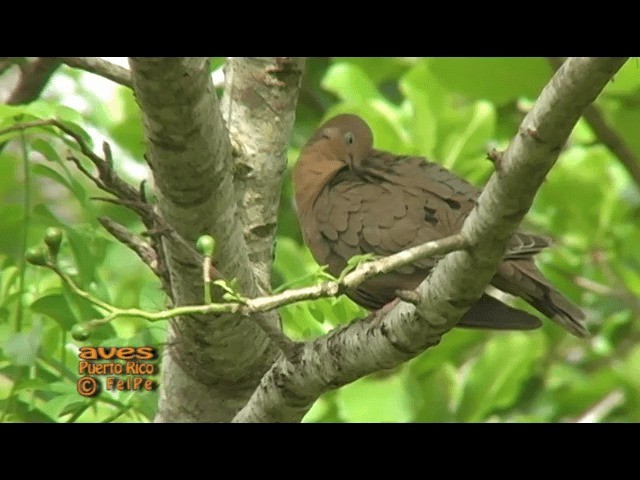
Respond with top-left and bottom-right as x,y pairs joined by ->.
26,247 -> 48,266
71,324 -> 91,342
44,227 -> 63,257
196,235 -> 216,256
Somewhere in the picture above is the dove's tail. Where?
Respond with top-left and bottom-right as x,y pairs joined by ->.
458,294 -> 542,331
493,259 -> 589,338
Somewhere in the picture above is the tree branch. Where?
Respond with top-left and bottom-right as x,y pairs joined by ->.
575,390 -> 625,423
549,57 -> 640,186
41,232 -> 467,320
128,57 -> 295,422
0,58 -> 15,76
56,57 -> 132,88
97,216 -> 161,275
221,57 -> 306,293
232,57 -> 628,423
5,58 -> 61,105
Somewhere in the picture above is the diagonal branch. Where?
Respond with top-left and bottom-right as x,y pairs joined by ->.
5,58 -> 61,105
548,57 -> 640,187
56,57 -> 132,88
232,57 -> 628,423
581,104 -> 640,186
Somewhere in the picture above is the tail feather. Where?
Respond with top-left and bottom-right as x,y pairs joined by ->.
493,260 -> 589,337
524,289 -> 588,337
458,294 -> 542,331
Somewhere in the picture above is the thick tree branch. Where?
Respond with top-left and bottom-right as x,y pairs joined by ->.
5,58 -> 61,105
549,57 -> 640,186
128,57 -> 293,422
233,57 -> 628,423
221,57 -> 306,293
57,57 -> 132,88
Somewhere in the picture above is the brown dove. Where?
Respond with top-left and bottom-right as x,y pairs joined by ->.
292,114 -> 588,337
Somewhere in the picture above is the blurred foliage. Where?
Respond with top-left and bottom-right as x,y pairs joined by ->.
1,57 -> 640,423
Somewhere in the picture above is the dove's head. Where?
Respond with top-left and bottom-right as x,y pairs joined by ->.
309,114 -> 374,171
293,114 -> 374,216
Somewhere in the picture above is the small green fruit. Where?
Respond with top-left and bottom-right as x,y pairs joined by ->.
196,235 -> 216,256
71,324 -> 91,342
26,247 -> 48,266
44,227 -> 63,256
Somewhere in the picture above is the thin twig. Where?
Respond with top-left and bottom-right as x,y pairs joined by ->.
574,390 -> 625,423
582,104 -> 640,186
591,250 -> 640,317
41,233 -> 467,323
573,276 -> 613,296
39,232 -> 466,362
97,216 -> 160,273
0,119 -> 154,223
57,57 -> 132,88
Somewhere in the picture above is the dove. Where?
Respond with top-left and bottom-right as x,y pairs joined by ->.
292,113 -> 588,337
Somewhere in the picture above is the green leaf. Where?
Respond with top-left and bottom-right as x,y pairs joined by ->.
59,400 -> 91,418
303,391 -> 343,423
127,390 -> 158,421
30,293 -> 77,330
345,253 -> 376,269
41,393 -> 84,420
408,364 -> 458,422
62,225 -> 99,285
441,100 -> 496,171
456,332 -> 546,421
138,282 -> 165,312
13,377 -> 49,392
2,320 -> 43,366
273,237 -> 319,290
602,60 -> 640,96
399,62 -> 441,157
429,58 -> 551,105
55,105 -> 85,125
213,279 -> 235,295
548,365 -> 624,420
31,164 -> 87,204
332,58 -> 414,85
337,369 -> 414,422
322,63 -> 382,104
615,345 -> 640,392
57,120 -> 93,149
108,88 -> 145,160
0,265 -> 19,302
0,103 -> 29,121
280,302 -> 327,339
411,328 -> 488,375
31,138 -> 61,162
22,100 -> 58,118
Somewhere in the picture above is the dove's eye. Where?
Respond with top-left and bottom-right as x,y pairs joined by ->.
344,132 -> 354,145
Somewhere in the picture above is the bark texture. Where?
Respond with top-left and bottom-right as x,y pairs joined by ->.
128,58 -> 302,421
221,57 -> 306,293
